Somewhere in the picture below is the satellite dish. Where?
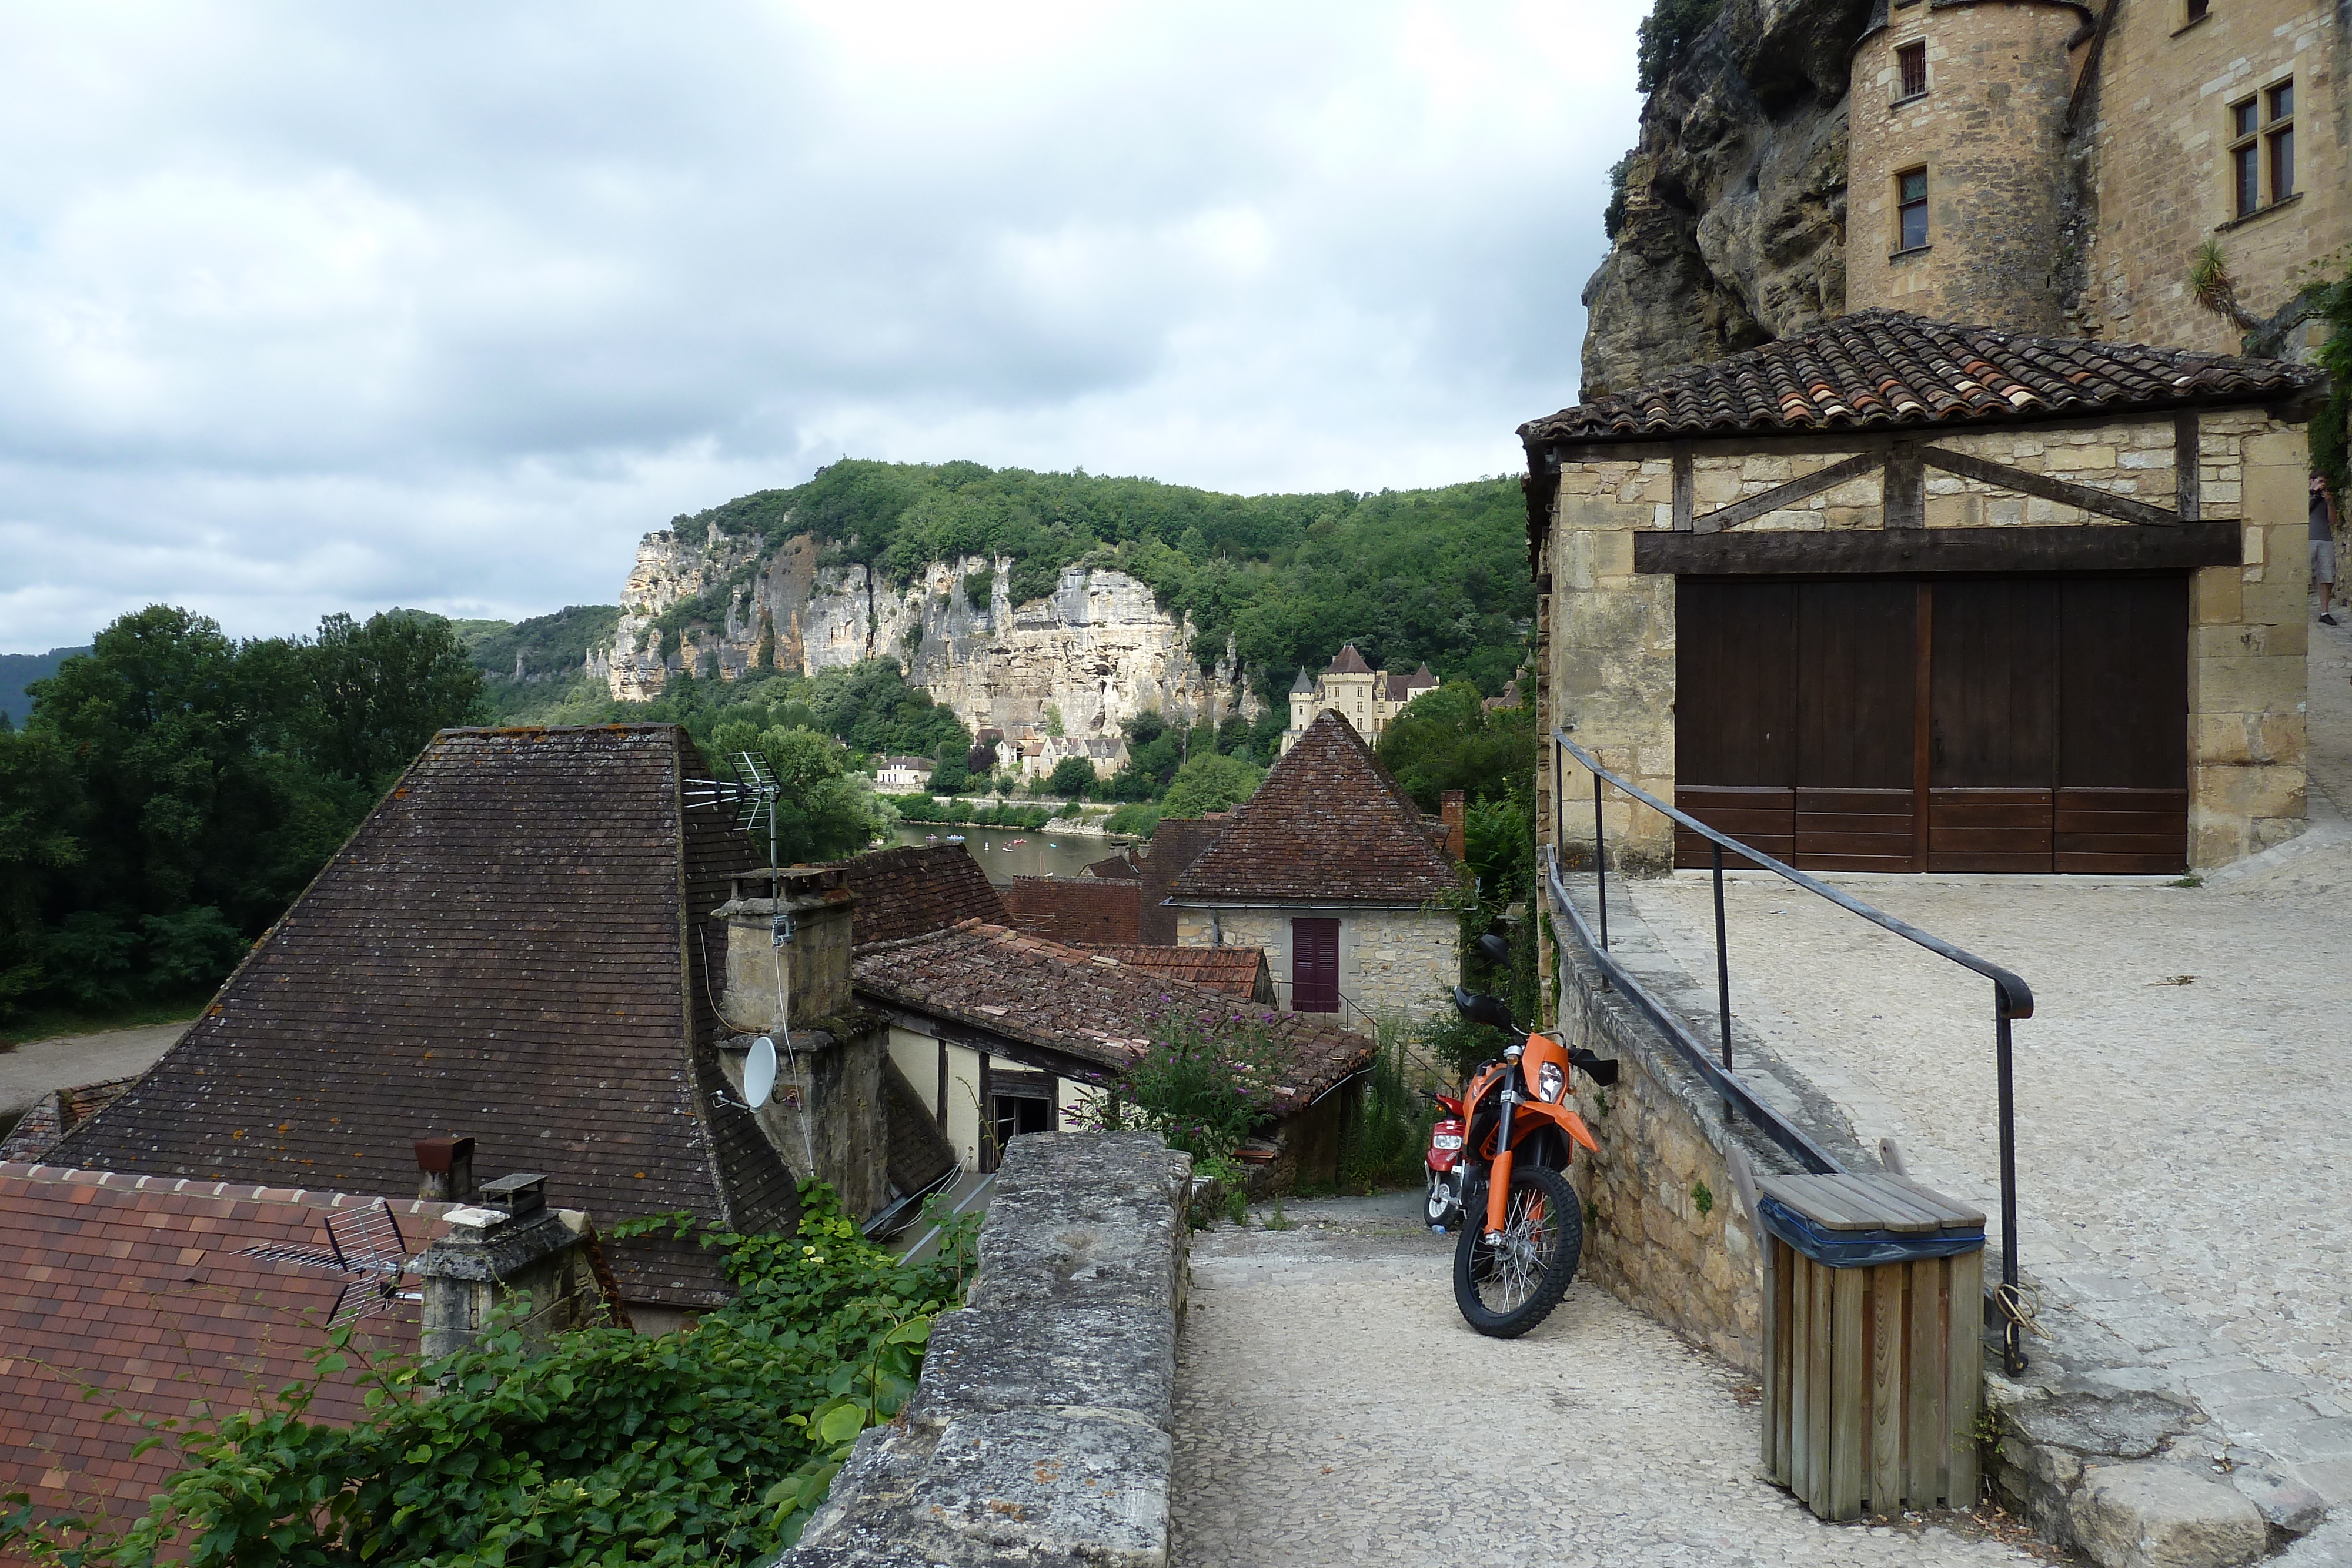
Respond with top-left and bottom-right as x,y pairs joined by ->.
744,1036 -> 778,1110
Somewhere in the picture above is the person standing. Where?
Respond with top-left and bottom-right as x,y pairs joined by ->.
2317,473 -> 2342,627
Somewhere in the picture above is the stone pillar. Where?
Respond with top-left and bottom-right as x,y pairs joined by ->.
711,867 -> 857,1034
415,1173 -> 590,1362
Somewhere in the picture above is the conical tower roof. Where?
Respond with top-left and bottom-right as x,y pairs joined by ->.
1289,666 -> 1315,695
1170,710 -> 1460,904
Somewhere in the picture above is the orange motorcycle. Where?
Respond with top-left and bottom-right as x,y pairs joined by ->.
1431,973 -> 1618,1338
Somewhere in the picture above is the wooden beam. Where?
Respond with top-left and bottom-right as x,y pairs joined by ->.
1632,522 -> 2243,576
1919,446 -> 2180,527
866,1000 -> 1110,1086
2175,414 -> 2201,523
1883,442 -> 1925,529
1698,451 -> 1885,534
1672,443 -> 1694,532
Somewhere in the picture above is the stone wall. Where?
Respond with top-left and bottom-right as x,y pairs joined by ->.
720,1022 -> 889,1221
1538,410 -> 2313,871
1171,904 -> 1459,1024
1846,2 -> 2081,331
777,1132 -> 1189,1567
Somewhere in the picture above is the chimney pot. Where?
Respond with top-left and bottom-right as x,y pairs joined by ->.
415,1135 -> 476,1202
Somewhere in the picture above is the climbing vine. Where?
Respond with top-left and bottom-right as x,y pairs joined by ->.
1,1183 -> 977,1568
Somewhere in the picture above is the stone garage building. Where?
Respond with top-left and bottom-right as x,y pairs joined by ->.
1520,310 -> 2320,876
1167,708 -> 1464,1022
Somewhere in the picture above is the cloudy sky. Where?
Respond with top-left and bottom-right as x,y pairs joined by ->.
0,3 -> 1641,653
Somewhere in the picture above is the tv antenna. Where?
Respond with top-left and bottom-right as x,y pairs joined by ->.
238,1200 -> 419,1329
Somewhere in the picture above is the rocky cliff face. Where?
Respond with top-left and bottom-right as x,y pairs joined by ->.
606,527 -> 1252,741
1581,0 -> 1871,399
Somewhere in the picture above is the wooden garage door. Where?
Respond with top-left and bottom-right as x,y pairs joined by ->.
1675,576 -> 2186,874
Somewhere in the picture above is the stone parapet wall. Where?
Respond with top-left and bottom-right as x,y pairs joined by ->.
779,1131 -> 1190,1567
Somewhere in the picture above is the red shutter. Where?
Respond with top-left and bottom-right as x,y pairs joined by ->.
1291,917 -> 1340,1013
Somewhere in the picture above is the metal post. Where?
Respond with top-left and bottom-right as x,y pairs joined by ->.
1712,841 -> 1732,1070
1592,767 -> 1609,951
1996,994 -> 2026,1375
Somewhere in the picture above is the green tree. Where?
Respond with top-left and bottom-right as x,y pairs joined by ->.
1046,755 -> 1097,800
1160,752 -> 1263,817
0,730 -> 82,1009
1375,684 -> 1535,813
711,723 -> 890,863
302,611 -> 487,787
928,741 -> 971,795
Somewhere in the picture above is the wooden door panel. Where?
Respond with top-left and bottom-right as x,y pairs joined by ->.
1930,581 -> 2057,788
1797,583 -> 1917,790
1675,784 -> 1794,870
1796,787 -> 1914,870
1929,786 -> 2052,872
1678,581 -> 1799,788
2059,578 -> 2189,790
2053,786 -> 2187,874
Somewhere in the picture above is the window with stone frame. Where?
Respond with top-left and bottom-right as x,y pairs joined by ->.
1896,41 -> 1927,101
1896,167 -> 1929,252
2229,81 -> 2294,217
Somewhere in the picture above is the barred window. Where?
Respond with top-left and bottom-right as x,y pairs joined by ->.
1897,42 -> 1927,99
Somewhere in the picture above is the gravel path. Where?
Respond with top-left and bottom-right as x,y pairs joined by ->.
1620,616 -> 2352,1502
1171,1194 -> 2046,1568
0,1021 -> 189,1121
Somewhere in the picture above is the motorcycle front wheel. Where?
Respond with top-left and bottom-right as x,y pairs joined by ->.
1453,1164 -> 1582,1339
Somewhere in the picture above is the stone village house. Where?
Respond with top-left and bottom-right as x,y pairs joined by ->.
1521,310 -> 2321,877
1168,709 -> 1467,1024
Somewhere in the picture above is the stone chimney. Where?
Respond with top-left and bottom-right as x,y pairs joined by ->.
414,1135 -> 476,1202
1442,790 -> 1468,862
709,865 -> 857,1032
414,1172 -> 593,1362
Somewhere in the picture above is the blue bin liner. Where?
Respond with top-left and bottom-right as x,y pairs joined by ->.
1757,1194 -> 1984,1268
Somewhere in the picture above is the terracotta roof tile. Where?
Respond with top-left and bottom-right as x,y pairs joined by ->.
0,1162 -> 459,1533
1519,309 -> 2320,445
850,922 -> 1371,1113
47,725 -> 794,1309
1085,945 -> 1274,1003
1169,711 -> 1461,905
1000,877 -> 1142,947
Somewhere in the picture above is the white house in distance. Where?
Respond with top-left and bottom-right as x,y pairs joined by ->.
874,755 -> 934,791
1281,646 -> 1439,754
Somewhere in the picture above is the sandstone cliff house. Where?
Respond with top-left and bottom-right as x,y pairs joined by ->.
1168,709 -> 1465,1022
1523,310 -> 2320,875
1588,0 -> 2346,393
46,725 -> 800,1328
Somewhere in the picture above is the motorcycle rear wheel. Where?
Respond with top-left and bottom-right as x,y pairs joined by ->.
1453,1164 -> 1582,1339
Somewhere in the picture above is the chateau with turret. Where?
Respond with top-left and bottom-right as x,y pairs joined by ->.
1280,646 -> 1438,754
1586,0 -> 2347,394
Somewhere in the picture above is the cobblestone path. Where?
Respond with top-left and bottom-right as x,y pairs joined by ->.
1171,1195 -> 2044,1568
1622,616 -> 2352,1511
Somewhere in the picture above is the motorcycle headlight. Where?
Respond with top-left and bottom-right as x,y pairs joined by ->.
1537,1062 -> 1565,1103
1431,1132 -> 1465,1151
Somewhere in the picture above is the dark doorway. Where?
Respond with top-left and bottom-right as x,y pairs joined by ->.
1675,575 -> 2188,874
1291,917 -> 1341,1012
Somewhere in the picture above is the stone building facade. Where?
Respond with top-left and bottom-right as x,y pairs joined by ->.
1521,311 -> 2320,877
1280,646 -> 1439,754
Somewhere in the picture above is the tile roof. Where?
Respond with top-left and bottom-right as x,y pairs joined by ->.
850,922 -> 1374,1114
820,843 -> 1009,947
1325,644 -> 1373,676
0,1075 -> 141,1164
48,725 -> 796,1309
1168,711 -> 1463,905
1135,816 -> 1231,944
1519,309 -> 2321,446
1000,876 -> 1142,947
1084,851 -> 1141,880
1086,945 -> 1275,1003
0,1162 -> 457,1530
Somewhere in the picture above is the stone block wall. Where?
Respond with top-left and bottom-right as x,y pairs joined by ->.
777,1132 -> 1190,1567
1171,904 -> 1459,1024
1846,1 -> 2080,332
721,1020 -> 888,1220
2082,0 -> 2347,352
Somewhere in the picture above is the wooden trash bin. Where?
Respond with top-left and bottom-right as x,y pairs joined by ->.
1756,1172 -> 1986,1520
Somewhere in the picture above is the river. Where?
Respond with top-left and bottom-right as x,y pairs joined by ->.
889,824 -> 1128,885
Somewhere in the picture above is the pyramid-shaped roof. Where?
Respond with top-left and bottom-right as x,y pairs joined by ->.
1325,644 -> 1373,676
51,724 -> 797,1309
1168,710 -> 1461,904
1289,666 -> 1314,695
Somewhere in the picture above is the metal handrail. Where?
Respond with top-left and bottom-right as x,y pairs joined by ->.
1549,727 -> 2033,1373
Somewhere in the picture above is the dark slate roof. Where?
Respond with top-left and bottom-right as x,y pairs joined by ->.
1519,309 -> 2320,446
48,725 -> 794,1309
1084,851 -> 1141,880
0,1162 -> 462,1525
821,843 -> 1009,948
1168,711 -> 1462,905
850,922 -> 1372,1114
0,1074 -> 141,1164
1289,666 -> 1314,694
1326,644 -> 1373,675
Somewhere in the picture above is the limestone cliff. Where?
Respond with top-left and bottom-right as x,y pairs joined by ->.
1582,0 -> 1871,399
606,527 -> 1251,742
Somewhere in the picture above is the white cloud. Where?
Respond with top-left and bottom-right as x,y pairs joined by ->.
0,0 -> 1640,652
